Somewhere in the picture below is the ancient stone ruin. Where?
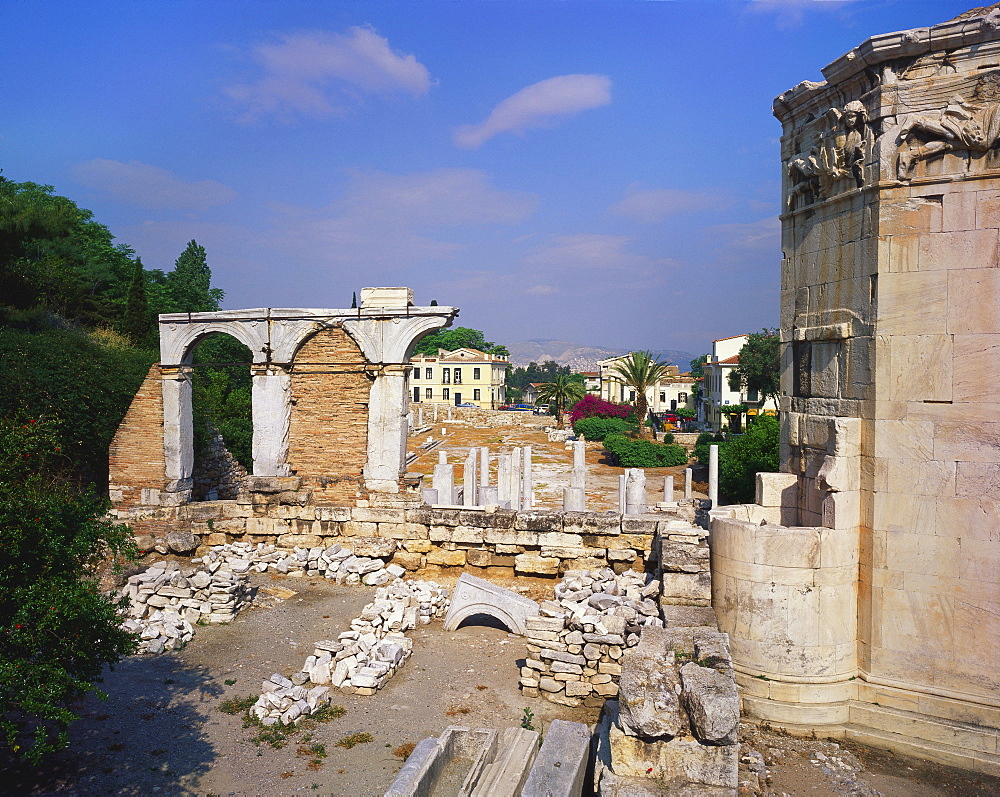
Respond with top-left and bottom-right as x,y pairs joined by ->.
712,9 -> 1000,778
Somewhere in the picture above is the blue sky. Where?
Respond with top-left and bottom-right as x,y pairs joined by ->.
0,0 -> 977,355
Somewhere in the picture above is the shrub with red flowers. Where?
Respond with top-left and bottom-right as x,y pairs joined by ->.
0,418 -> 137,761
568,394 -> 632,427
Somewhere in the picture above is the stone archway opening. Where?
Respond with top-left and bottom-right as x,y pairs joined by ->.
188,332 -> 254,501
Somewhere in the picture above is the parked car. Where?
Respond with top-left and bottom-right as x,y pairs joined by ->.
456,402 -> 476,407
533,404 -> 550,415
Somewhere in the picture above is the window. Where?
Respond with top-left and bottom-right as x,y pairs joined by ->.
629,390 -> 636,401
473,367 -> 481,380
453,367 -> 462,384
412,367 -> 420,379
679,392 -> 687,403
425,368 -> 432,380
443,388 -> 450,400
748,388 -> 759,402
442,368 -> 451,384
473,389 -> 481,401
425,388 -> 432,399
659,392 -> 666,403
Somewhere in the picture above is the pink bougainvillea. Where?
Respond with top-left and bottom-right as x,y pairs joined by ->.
568,394 -> 631,426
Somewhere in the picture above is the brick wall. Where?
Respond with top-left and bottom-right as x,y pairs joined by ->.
109,364 -> 165,508
288,327 -> 371,503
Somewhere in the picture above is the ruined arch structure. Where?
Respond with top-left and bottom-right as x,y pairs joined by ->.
109,288 -> 456,509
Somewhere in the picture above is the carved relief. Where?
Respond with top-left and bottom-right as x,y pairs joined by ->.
786,101 -> 869,209
896,71 -> 1000,180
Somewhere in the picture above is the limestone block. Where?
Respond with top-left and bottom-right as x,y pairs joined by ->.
515,554 -> 560,576
919,228 -> 998,272
514,511 -> 563,532
521,720 -> 590,797
465,548 -> 492,567
679,663 -> 739,745
460,508 -> 516,528
954,334 -> 1000,403
246,517 -> 290,536
277,534 -> 324,548
341,521 -> 377,537
933,420 -> 1000,464
390,551 -> 422,571
428,525 -> 454,542
166,530 -> 198,554
618,629 -> 684,739
941,268 -> 1000,335
563,512 -> 621,536
376,522 -> 428,540
536,531 -> 583,547
756,472 -> 799,507
452,525 -> 485,544
887,335 -> 953,402
316,506 -> 351,522
608,720 -> 736,787
878,271 -> 948,335
540,546 -> 591,560
821,490 -> 860,530
425,548 -> 466,567
957,462 -> 1000,500
873,419 -> 934,461
660,572 -> 712,604
484,527 -> 540,546
403,539 -> 432,554
351,536 -> 397,558
351,507 -> 405,524
660,540 -> 709,573
622,517 -> 658,535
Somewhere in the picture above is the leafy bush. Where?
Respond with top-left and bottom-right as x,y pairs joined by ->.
0,418 -> 138,761
718,416 -> 780,503
573,416 -> 635,442
568,394 -> 631,427
694,432 -> 726,465
604,434 -> 690,468
0,326 -> 156,486
662,432 -> 674,444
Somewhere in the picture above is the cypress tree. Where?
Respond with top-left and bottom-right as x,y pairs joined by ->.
351,291 -> 357,308
166,240 -> 223,313
121,257 -> 152,345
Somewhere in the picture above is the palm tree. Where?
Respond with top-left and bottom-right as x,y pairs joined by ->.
611,351 -> 671,440
536,375 -> 585,430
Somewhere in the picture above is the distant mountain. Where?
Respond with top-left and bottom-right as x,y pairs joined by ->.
505,339 -> 697,373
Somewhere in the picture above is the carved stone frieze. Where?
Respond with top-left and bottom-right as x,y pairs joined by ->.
785,101 -> 869,209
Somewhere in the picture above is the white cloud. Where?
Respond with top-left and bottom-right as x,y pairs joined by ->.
523,233 -> 679,282
225,26 -> 432,122
526,284 -> 559,295
744,0 -> 859,29
264,168 -> 537,271
610,187 -> 728,223
453,74 -> 612,149
702,215 -> 781,267
71,159 -> 237,211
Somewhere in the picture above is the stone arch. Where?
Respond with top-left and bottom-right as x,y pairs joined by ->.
443,602 -> 526,635
442,574 -> 540,637
160,319 -> 270,366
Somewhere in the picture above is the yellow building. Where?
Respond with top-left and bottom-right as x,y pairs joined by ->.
409,348 -> 508,408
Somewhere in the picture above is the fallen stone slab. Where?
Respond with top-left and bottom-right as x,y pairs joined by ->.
521,719 -> 591,797
443,573 -> 539,635
679,662 -> 739,745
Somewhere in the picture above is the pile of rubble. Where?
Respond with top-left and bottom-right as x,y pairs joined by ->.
119,560 -> 252,654
251,675 -> 332,727
520,568 -> 663,706
250,578 -> 450,725
194,540 -> 400,585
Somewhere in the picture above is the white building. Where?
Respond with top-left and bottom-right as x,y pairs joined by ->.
595,355 -> 695,416
699,334 -> 778,431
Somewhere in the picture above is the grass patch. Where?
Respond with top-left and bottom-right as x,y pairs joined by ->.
393,742 -> 416,760
445,704 -> 472,717
335,732 -> 374,749
236,701 -> 347,749
219,695 -> 257,715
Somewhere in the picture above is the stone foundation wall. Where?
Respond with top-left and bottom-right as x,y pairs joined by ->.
192,426 -> 248,500
117,490 -> 706,578
109,364 -> 166,508
288,327 -> 371,503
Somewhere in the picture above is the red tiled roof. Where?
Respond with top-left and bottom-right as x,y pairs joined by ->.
718,355 -> 741,364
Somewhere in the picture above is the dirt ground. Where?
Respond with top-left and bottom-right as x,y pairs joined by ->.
1,570 -> 998,796
406,412 -> 707,509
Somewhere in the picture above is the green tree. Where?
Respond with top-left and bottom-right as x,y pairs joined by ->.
611,351 -> 671,440
536,375 -> 585,430
412,326 -> 507,357
190,335 -> 253,469
0,417 -> 138,761
718,415 -> 780,502
728,329 -> 780,403
120,257 -> 153,346
162,240 -> 223,314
